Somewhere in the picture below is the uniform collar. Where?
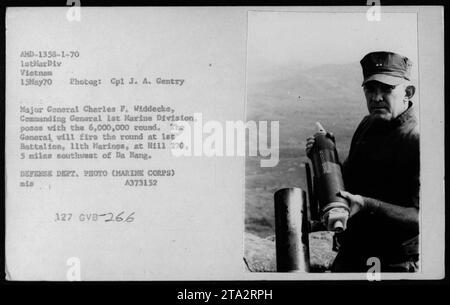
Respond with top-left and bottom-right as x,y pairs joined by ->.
393,102 -> 415,126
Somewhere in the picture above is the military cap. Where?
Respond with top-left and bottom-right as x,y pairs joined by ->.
360,51 -> 413,86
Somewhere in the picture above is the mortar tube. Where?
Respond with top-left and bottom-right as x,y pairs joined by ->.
274,187 -> 309,272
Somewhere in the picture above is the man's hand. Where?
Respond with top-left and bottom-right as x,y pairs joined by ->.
338,190 -> 365,218
305,131 -> 335,157
305,136 -> 315,156
306,122 -> 325,157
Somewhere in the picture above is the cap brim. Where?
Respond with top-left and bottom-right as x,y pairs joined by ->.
362,74 -> 407,86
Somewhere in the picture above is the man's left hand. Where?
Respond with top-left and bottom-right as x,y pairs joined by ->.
338,190 -> 365,218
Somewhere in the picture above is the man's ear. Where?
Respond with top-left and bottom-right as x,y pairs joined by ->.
405,85 -> 416,99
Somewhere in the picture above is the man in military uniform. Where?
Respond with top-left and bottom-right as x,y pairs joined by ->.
306,51 -> 420,272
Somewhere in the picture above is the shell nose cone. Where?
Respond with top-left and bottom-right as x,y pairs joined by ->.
315,122 -> 326,133
333,220 -> 344,232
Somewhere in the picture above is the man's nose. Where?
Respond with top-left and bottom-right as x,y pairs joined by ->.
371,89 -> 384,103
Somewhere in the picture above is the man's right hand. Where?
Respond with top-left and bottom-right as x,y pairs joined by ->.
305,132 -> 336,157
306,122 -> 326,157
305,136 -> 315,157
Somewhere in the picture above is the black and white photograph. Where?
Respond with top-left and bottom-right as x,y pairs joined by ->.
244,9 -> 431,274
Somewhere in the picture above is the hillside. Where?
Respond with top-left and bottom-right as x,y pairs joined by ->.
245,62 -> 367,238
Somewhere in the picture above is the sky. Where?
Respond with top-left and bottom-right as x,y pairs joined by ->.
247,11 -> 419,79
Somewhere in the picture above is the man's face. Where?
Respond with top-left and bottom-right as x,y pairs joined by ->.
363,80 -> 409,121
